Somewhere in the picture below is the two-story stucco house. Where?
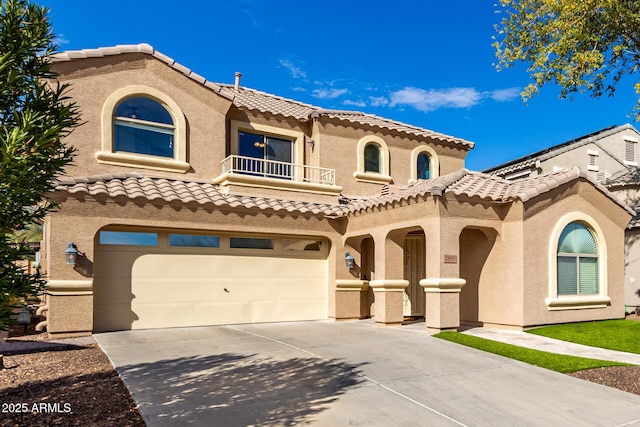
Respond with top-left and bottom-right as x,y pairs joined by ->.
485,125 -> 640,312
38,44 -> 632,337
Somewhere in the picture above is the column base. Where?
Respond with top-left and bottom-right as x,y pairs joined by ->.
335,280 -> 370,320
370,280 -> 409,325
420,278 -> 466,331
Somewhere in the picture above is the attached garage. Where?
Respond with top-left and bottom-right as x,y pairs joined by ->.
93,229 -> 328,332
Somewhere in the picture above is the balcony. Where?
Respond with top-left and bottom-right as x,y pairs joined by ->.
213,155 -> 342,200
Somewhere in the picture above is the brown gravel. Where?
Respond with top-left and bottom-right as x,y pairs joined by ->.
1,316 -> 639,426
0,324 -> 144,427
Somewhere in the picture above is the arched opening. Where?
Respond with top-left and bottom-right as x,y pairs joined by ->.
459,227 -> 497,327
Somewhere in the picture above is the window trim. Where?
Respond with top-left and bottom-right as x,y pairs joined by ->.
546,213 -> 610,310
354,135 -> 391,184
409,146 -> 439,183
97,85 -> 189,173
230,120 -> 304,168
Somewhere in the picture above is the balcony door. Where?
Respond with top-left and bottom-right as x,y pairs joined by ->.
238,131 -> 293,179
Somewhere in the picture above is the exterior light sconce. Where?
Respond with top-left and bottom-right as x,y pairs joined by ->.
307,138 -> 315,149
64,242 -> 79,265
344,251 -> 355,269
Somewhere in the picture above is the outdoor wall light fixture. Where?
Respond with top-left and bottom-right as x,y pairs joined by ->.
344,251 -> 355,269
64,242 -> 78,265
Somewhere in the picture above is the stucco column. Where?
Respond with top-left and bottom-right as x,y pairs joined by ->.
335,280 -> 370,320
420,278 -> 466,332
369,231 -> 408,325
370,280 -> 409,325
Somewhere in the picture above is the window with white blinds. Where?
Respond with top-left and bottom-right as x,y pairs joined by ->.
557,222 -> 598,295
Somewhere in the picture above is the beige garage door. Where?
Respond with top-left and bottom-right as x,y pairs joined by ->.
93,231 -> 328,332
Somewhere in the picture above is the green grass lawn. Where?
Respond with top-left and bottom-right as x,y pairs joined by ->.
434,332 -> 628,373
527,319 -> 640,354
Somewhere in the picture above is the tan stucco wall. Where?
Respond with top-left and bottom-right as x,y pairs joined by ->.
316,121 -> 467,197
52,55 -> 232,181
522,180 -> 630,327
44,195 -> 344,333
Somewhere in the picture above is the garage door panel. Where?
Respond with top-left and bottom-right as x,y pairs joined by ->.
94,246 -> 327,331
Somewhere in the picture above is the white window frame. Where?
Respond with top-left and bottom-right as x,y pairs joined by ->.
546,213 -> 610,310
354,135 -> 391,184
409,146 -> 439,183
97,85 -> 189,173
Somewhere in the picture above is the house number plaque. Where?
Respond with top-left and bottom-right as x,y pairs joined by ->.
444,255 -> 458,264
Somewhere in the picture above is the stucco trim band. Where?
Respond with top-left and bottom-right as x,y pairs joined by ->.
46,280 -> 94,296
213,172 -> 343,196
420,278 -> 466,293
335,279 -> 369,290
369,280 -> 409,292
545,295 -> 611,310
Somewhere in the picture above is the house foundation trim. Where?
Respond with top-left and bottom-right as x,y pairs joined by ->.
419,278 -> 466,293
46,280 -> 93,296
336,279 -> 369,290
369,279 -> 409,291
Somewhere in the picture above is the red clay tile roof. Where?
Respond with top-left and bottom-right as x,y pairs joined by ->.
343,168 -> 633,214
51,169 -> 632,217
52,173 -> 347,217
51,44 -> 474,149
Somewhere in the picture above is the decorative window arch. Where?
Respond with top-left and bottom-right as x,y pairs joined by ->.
547,213 -> 610,309
354,135 -> 391,184
409,146 -> 439,183
96,85 -> 189,173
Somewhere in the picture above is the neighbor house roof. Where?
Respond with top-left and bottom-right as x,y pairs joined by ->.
604,166 -> 640,188
484,124 -> 637,176
51,44 -> 474,149
51,169 -> 633,218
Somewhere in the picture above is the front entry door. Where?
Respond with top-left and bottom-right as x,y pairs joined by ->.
403,235 -> 425,317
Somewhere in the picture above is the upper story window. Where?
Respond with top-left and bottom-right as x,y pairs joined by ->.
113,97 -> 175,158
409,146 -> 439,183
237,130 -> 294,179
557,222 -> 598,295
417,152 -> 430,180
96,85 -> 189,173
354,135 -> 391,184
364,143 -> 381,173
546,213 -> 610,310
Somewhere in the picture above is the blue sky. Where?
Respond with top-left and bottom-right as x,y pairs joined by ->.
40,0 -> 640,170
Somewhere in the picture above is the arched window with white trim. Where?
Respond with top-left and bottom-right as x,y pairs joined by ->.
546,213 -> 610,310
557,222 -> 598,295
113,97 -> 175,158
96,85 -> 189,173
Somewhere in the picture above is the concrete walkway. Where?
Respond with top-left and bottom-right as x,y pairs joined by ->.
95,321 -> 640,427
461,327 -> 640,365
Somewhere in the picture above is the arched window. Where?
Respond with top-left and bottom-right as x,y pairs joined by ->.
364,143 -> 381,173
97,85 -> 189,173
416,152 -> 430,180
113,97 -> 175,158
557,222 -> 598,295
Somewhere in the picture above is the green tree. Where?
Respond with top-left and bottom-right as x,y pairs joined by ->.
0,0 -> 79,331
494,0 -> 640,118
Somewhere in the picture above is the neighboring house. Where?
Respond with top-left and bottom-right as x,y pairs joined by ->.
39,44 -> 632,337
485,125 -> 640,312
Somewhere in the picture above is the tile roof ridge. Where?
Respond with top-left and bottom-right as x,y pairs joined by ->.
51,44 -> 233,101
219,84 -> 322,110
429,169 -> 471,196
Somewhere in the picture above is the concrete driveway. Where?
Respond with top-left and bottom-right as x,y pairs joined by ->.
95,320 -> 640,427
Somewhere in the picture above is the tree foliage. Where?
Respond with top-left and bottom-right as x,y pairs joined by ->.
494,0 -> 640,119
0,0 -> 79,330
